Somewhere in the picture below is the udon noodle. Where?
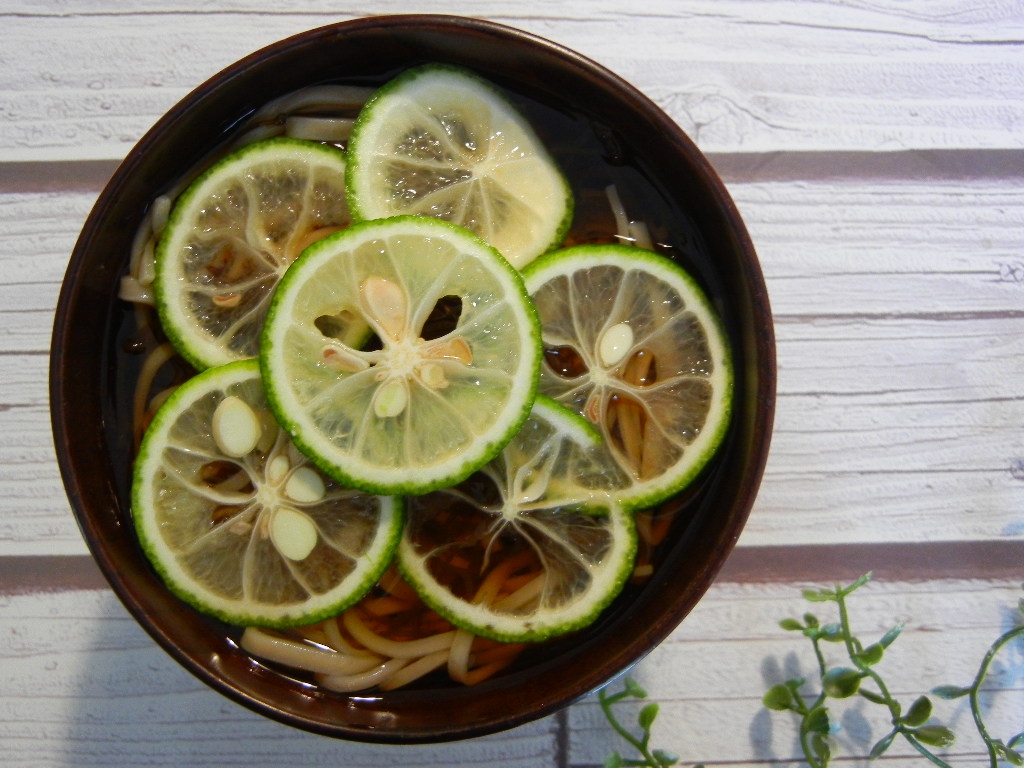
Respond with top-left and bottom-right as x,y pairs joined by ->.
241,565 -> 532,691
120,82 -> 679,692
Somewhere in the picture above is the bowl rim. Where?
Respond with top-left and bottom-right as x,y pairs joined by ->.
50,13 -> 776,743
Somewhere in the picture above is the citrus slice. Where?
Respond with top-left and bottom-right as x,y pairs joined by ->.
155,136 -> 358,370
397,395 -> 638,643
131,359 -> 401,628
345,64 -> 573,270
259,215 -> 542,496
521,244 -> 733,511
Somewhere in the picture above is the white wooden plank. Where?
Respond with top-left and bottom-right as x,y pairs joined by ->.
569,578 -> 1024,767
6,167 -> 1024,333
5,166 -> 1024,552
3,1 -> 1024,160
0,398 -> 76,556
21,393 -> 1024,552
0,589 -> 560,768
735,175 -> 1024,318
2,579 -> 1018,767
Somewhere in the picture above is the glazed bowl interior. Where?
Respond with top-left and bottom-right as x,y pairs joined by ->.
50,15 -> 775,742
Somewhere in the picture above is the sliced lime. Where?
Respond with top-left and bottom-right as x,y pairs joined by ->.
155,137 -> 358,370
398,395 -> 637,643
346,64 -> 573,269
522,244 -> 733,511
260,215 -> 542,496
131,359 -> 401,628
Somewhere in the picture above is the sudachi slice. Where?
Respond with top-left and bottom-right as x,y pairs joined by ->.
259,215 -> 542,496
131,359 -> 401,628
345,64 -> 573,270
522,244 -> 733,511
398,396 -> 637,643
154,137 -> 359,370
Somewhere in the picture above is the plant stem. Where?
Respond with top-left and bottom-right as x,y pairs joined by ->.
835,584 -> 956,768
968,624 -> 1024,768
799,635 -> 829,768
599,686 -> 665,767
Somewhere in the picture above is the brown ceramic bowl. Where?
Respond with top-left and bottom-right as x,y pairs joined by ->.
50,15 -> 775,743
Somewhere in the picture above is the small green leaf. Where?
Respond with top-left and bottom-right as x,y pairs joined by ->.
803,589 -> 836,603
879,623 -> 904,648
820,623 -> 844,642
911,725 -> 956,748
804,613 -> 821,628
779,618 -> 803,631
858,688 -> 887,705
604,750 -> 624,768
806,706 -> 831,735
638,702 -> 659,731
996,743 -> 1024,768
869,730 -> 897,758
624,678 -> 647,699
931,685 -> 971,700
841,572 -> 873,595
811,732 -> 832,765
763,683 -> 796,711
1008,732 -> 1024,749
652,748 -> 679,766
853,642 -> 884,666
822,667 -> 863,699
900,695 -> 933,727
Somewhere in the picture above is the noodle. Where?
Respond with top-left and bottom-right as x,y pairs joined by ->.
237,561 -> 536,693
461,656 -> 519,687
472,548 -> 537,606
360,594 -> 415,617
131,342 -> 178,446
321,614 -> 374,657
606,183 -> 655,250
285,115 -> 356,143
377,649 -> 450,691
240,627 -> 384,676
447,628 -> 476,684
342,609 -> 458,659
493,573 -> 545,611
250,85 -> 374,122
319,658 -> 408,692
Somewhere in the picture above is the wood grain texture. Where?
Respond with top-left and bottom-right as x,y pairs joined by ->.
2,4 -> 1022,764
3,1 -> 1023,160
4,160 -> 1022,552
1,579 -> 1019,767
568,578 -> 1024,767
0,587 -> 561,768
